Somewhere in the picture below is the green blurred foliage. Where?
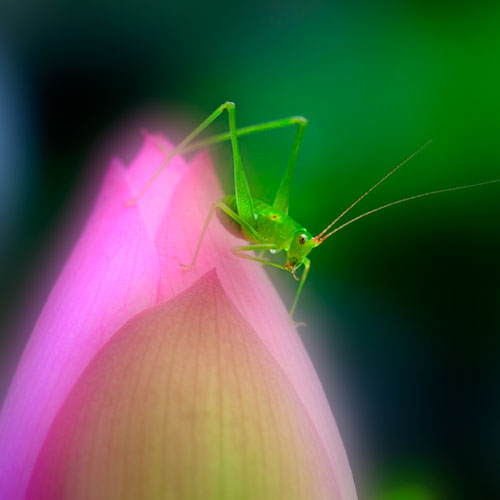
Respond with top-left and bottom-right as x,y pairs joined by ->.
372,460 -> 449,500
1,1 -> 499,498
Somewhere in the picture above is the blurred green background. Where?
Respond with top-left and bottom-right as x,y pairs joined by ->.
1,1 -> 499,498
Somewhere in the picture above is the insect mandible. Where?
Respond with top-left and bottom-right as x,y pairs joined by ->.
126,101 -> 500,323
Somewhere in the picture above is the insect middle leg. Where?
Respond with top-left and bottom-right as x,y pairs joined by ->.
180,201 -> 262,270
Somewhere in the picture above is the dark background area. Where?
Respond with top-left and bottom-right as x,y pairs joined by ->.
1,1 -> 499,499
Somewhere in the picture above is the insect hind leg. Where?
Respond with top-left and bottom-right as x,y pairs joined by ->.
125,101 -> 237,206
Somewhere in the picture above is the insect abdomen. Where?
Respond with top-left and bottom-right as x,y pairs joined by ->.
216,195 -> 246,240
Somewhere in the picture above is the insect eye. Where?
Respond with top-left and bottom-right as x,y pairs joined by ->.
298,234 -> 307,245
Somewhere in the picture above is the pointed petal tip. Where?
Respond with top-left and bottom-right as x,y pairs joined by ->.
26,271 -> 342,500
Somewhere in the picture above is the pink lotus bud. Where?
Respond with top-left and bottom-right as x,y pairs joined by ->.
0,132 -> 357,499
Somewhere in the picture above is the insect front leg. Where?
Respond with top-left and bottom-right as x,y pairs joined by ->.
231,246 -> 309,325
289,257 -> 311,323
231,244 -> 287,271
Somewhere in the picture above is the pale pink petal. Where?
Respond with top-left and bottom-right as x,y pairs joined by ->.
125,132 -> 190,240
0,160 -> 161,500
152,148 -> 357,499
27,270 -> 340,500
1,133 -> 356,499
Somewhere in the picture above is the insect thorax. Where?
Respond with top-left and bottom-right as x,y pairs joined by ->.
217,194 -> 304,250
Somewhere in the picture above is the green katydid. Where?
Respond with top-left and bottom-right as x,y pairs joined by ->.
126,101 -> 500,322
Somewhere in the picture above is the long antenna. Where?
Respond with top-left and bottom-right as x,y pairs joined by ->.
315,139 -> 433,240
313,179 -> 500,244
